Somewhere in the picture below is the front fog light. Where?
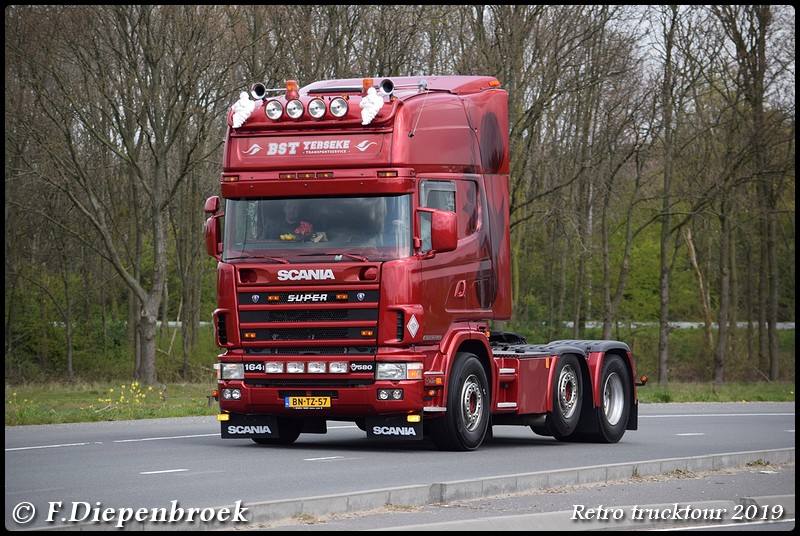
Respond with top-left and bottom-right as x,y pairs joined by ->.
392,389 -> 403,400
221,388 -> 241,400
378,390 -> 390,400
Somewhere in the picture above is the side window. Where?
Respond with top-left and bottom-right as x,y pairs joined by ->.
419,180 -> 456,251
420,180 -> 456,212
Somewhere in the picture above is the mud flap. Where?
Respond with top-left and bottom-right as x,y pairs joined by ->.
220,414 -> 279,439
365,416 -> 423,440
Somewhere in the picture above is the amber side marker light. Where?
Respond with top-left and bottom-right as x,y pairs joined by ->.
636,375 -> 648,386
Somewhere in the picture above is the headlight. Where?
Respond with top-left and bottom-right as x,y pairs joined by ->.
308,98 -> 326,119
376,362 -> 422,380
329,97 -> 348,118
219,363 -> 244,380
265,100 -> 283,120
308,362 -> 326,373
286,99 -> 304,119
265,362 -> 284,374
329,362 -> 348,373
287,362 -> 305,373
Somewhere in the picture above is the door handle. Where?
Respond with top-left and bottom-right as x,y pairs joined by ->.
454,280 -> 466,298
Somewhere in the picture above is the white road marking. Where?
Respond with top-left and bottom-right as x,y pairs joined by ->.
6,442 -> 90,451
140,469 -> 189,475
114,433 -> 218,443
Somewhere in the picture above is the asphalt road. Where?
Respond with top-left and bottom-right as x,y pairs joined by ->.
5,401 -> 795,531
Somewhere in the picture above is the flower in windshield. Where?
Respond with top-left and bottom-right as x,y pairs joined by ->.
295,221 -> 313,236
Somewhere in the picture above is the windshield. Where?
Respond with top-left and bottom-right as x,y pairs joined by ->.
222,195 -> 413,262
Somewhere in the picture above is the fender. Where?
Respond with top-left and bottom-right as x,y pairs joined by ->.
541,344 -> 589,413
548,339 -> 633,409
427,322 -> 492,408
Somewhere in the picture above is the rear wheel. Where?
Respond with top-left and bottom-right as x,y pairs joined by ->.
251,418 -> 303,445
429,352 -> 490,451
547,354 -> 583,440
594,355 -> 631,443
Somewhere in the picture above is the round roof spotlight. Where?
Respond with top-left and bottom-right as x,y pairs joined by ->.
329,97 -> 348,118
265,100 -> 283,120
308,98 -> 326,119
286,99 -> 304,119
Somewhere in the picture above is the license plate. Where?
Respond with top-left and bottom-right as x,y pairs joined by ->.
285,396 -> 330,408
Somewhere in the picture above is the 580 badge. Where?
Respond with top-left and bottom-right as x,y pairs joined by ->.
350,362 -> 375,373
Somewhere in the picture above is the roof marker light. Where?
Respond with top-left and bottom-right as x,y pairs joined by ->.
285,80 -> 299,100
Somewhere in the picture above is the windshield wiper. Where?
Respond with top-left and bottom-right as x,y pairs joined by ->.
225,255 -> 290,264
299,252 -> 369,262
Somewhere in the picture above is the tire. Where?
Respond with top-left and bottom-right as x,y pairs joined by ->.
594,354 -> 631,443
251,418 -> 303,445
547,354 -> 583,440
429,352 -> 490,451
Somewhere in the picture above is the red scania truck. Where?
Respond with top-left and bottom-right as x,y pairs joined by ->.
205,75 -> 646,451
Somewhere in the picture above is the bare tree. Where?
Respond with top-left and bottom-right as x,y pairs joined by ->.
711,5 -> 793,381
7,6 -> 241,384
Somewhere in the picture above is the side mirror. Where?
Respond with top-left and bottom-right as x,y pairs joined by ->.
430,210 -> 457,253
204,196 -> 220,214
204,197 -> 222,259
205,215 -> 222,259
418,207 -> 457,255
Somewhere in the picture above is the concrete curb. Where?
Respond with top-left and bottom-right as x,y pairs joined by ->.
33,447 -> 794,531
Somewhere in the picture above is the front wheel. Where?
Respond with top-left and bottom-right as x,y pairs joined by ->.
547,354 -> 583,440
429,352 -> 490,451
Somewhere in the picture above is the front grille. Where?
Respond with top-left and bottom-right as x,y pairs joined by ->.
240,309 -> 377,323
237,284 -> 379,346
245,346 -> 376,355
217,313 -> 228,344
245,379 -> 374,388
396,310 -> 404,341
